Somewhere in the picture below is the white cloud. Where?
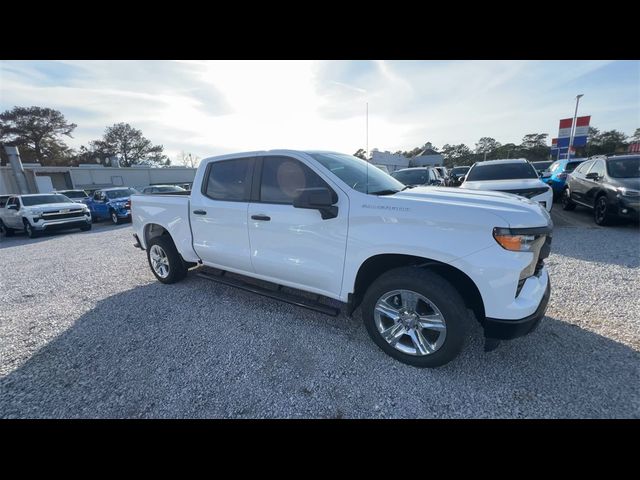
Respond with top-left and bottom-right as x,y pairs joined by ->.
1,60 -> 637,162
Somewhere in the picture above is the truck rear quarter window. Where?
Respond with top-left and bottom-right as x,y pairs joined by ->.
204,158 -> 254,202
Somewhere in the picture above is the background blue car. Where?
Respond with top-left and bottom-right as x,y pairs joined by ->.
542,158 -> 586,198
84,187 -> 136,224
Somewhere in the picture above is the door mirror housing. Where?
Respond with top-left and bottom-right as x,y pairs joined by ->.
293,187 -> 338,220
7,204 -> 18,210
586,172 -> 599,180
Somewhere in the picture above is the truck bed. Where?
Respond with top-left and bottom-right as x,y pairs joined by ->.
131,193 -> 201,263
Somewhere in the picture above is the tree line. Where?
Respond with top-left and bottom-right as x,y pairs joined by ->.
356,128 -> 639,168
2,105 -> 635,169
0,106 -> 189,167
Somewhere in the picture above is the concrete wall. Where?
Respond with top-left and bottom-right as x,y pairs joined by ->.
0,166 -> 197,194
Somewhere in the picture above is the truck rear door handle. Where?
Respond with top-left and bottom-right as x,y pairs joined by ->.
251,214 -> 271,221
193,210 -> 207,215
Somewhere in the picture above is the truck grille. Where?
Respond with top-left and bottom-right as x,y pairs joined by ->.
42,210 -> 86,220
498,187 -> 549,199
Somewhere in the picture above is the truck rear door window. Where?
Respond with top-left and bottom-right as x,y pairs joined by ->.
204,158 -> 254,201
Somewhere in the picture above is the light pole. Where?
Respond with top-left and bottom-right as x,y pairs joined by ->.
567,94 -> 584,159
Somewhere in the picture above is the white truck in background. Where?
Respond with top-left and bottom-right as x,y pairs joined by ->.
131,150 -> 552,367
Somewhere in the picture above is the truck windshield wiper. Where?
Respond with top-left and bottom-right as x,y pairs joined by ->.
369,189 -> 401,196
401,185 -> 416,191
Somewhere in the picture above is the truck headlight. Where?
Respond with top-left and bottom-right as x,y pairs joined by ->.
493,227 -> 539,252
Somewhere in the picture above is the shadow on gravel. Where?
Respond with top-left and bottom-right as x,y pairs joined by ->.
0,223 -> 131,250
549,227 -> 640,268
0,277 -> 638,418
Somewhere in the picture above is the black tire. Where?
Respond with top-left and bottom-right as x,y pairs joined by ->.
0,220 -> 14,237
146,235 -> 188,284
594,194 -> 614,226
80,224 -> 92,231
23,219 -> 39,238
561,188 -> 576,211
110,210 -> 120,225
361,267 -> 470,368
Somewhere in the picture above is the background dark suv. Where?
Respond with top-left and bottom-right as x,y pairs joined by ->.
561,154 -> 640,225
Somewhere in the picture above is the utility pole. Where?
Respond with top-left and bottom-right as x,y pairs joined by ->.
567,94 -> 584,159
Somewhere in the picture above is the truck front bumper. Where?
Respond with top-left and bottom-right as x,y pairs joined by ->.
483,279 -> 551,340
30,215 -> 92,231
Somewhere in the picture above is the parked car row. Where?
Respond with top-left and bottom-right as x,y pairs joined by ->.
389,160 -> 554,213
0,184 -> 190,239
387,155 -> 639,227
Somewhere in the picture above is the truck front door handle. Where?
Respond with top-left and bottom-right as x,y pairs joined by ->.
193,210 -> 207,215
251,215 -> 271,221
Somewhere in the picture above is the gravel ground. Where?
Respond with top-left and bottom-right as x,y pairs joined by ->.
0,216 -> 638,419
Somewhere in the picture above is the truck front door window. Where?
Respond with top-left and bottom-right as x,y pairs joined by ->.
260,156 -> 328,204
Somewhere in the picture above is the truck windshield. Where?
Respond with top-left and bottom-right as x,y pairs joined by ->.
391,169 -> 429,185
105,188 -> 137,199
155,186 -> 186,192
307,152 -> 405,195
466,162 -> 538,181
21,195 -> 72,206
59,190 -> 87,198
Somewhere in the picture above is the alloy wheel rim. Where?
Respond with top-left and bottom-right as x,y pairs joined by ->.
150,245 -> 170,278
374,289 -> 447,356
112,212 -> 118,223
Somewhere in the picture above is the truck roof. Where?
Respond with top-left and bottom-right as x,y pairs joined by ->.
200,150 -> 347,164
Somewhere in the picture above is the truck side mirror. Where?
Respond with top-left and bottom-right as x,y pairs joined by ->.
7,205 -> 18,210
585,172 -> 599,180
293,187 -> 338,220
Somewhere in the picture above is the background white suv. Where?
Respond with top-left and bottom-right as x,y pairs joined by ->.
460,159 -> 553,212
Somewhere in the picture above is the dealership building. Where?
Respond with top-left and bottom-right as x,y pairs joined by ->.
370,148 -> 444,172
0,149 -> 196,195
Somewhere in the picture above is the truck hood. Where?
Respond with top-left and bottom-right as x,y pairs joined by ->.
460,178 -> 548,191
392,186 -> 552,229
25,202 -> 87,212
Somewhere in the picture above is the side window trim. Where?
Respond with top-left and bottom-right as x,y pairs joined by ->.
201,157 -> 255,202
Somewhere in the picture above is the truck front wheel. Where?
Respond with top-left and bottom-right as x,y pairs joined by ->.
361,267 -> 470,368
146,235 -> 188,284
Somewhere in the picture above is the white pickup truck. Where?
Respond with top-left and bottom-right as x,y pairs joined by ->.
131,150 -> 552,367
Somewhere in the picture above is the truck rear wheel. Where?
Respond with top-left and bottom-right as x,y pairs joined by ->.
361,267 -> 470,368
146,235 -> 188,284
